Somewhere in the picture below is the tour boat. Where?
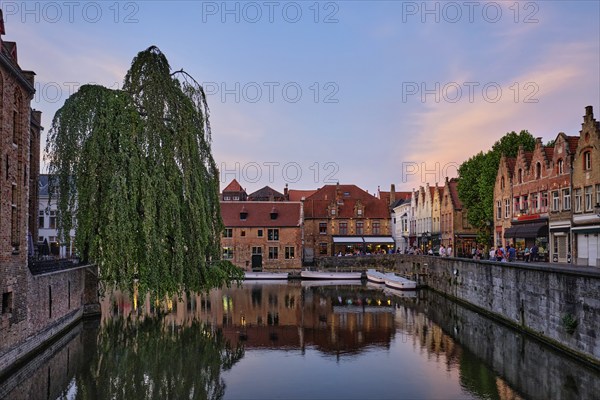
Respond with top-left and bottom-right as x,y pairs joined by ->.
244,272 -> 290,280
300,270 -> 363,280
366,269 -> 389,284
384,274 -> 417,290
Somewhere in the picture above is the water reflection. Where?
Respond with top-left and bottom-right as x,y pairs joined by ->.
2,281 -> 598,400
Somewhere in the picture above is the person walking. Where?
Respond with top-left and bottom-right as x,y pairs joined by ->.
447,244 -> 453,258
524,246 -> 530,262
489,247 -> 496,260
531,244 -> 539,262
508,244 -> 516,262
439,244 -> 446,257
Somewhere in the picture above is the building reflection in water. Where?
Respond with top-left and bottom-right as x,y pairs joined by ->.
2,281 -> 597,399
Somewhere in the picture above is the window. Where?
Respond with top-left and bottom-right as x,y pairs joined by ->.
372,221 -> 380,234
49,210 -> 57,229
222,247 -> 233,259
233,196 -> 240,201
2,292 -> 13,314
584,186 -> 593,211
267,229 -> 279,241
11,185 -> 19,249
536,162 -> 541,179
357,208 -> 363,217
319,243 -> 328,255
552,191 -> 560,211
252,246 -> 262,255
223,196 -> 231,201
257,229 -> 263,238
531,193 -> 538,211
240,212 -> 247,220
241,230 -> 246,237
574,188 -> 582,212
513,197 -> 520,214
504,199 -> 510,218
268,246 -> 278,259
38,210 -> 45,229
562,189 -> 571,210
330,208 -> 336,216
521,195 -> 528,212
557,159 -> 564,174
541,192 -> 548,210
401,219 -> 408,233
339,222 -> 348,235
223,228 -> 233,238
319,222 -> 327,235
596,184 -> 600,207
500,177 -> 505,189
496,201 -> 501,219
518,168 -> 523,184
356,221 -> 364,235
285,246 -> 295,259
583,151 -> 592,170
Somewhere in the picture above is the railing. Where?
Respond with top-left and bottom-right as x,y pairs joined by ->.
28,257 -> 82,276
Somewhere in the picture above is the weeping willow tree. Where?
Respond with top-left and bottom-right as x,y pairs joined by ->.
45,46 -> 243,299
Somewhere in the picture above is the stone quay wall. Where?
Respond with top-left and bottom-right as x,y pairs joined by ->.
0,264 -> 99,379
317,254 -> 600,366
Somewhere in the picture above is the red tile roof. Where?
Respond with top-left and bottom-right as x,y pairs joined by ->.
506,157 -> 516,175
223,179 -> 244,192
288,189 -> 316,201
304,184 -> 390,219
567,136 -> 580,153
544,147 -> 554,160
221,201 -> 301,227
447,178 -> 463,209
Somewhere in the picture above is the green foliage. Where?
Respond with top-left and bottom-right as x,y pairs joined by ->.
45,46 -> 243,299
561,313 -> 578,335
457,130 -> 535,239
76,316 -> 244,399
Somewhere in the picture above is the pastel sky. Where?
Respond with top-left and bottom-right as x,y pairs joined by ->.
4,0 -> 599,195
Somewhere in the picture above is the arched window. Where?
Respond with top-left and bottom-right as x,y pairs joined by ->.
557,159 -> 564,174
501,177 -> 505,189
518,168 -> 523,184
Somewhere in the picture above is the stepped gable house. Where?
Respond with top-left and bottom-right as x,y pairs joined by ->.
547,132 -> 579,263
503,140 -> 551,257
441,177 -> 477,256
493,155 -> 516,248
303,183 -> 392,259
571,106 -> 600,267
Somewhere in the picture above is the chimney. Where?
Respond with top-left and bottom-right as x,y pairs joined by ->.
390,184 -> 396,206
284,183 -> 288,197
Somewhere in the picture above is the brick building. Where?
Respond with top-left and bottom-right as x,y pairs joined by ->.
303,183 -> 392,259
441,177 -> 477,256
571,106 -> 600,267
503,140 -> 551,257
220,201 -> 302,271
547,132 -> 579,263
414,184 -> 434,250
221,178 -> 247,201
493,155 -> 516,248
0,12 -> 38,346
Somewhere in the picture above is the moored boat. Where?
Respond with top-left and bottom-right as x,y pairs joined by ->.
366,269 -> 387,283
384,274 -> 417,290
244,272 -> 290,280
300,270 -> 363,280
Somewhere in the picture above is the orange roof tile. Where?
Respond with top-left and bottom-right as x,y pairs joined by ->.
304,184 -> 390,219
287,189 -> 317,201
221,201 -> 301,227
223,179 -> 244,192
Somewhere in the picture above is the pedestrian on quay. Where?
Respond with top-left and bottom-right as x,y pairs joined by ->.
508,244 -> 516,262
447,244 -> 453,258
489,247 -> 496,260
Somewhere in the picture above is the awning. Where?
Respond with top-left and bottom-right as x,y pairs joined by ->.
363,236 -> 395,244
503,222 -> 548,239
571,225 -> 600,234
332,236 -> 364,244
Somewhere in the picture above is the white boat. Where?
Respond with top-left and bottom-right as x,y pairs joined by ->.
301,279 -> 363,288
384,287 -> 417,298
384,274 -> 417,290
366,269 -> 388,284
244,272 -> 289,280
300,270 -> 363,280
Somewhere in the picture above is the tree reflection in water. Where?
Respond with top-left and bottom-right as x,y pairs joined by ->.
75,316 -> 244,399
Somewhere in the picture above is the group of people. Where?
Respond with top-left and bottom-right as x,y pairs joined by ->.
488,243 -> 540,262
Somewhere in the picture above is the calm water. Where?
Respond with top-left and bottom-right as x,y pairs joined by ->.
1,281 -> 599,400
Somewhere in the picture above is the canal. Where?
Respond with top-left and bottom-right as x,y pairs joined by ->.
1,281 -> 599,399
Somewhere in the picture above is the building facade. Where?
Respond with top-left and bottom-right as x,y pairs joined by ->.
38,174 -> 77,258
441,178 -> 477,257
220,201 -> 302,271
303,184 -> 392,258
547,132 -> 579,263
571,106 -> 600,267
503,141 -> 551,257
493,155 -> 516,248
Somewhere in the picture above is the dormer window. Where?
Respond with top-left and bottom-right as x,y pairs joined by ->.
240,206 -> 248,220
357,208 -> 363,217
330,208 -> 336,216
270,207 -> 278,220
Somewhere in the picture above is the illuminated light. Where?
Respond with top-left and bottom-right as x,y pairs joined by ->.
387,299 -> 391,305
377,299 -> 381,306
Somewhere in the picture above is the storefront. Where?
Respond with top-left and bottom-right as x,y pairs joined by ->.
454,234 -> 477,258
332,236 -> 365,256
503,221 -> 549,260
363,236 -> 396,253
572,225 -> 600,267
549,222 -> 571,263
